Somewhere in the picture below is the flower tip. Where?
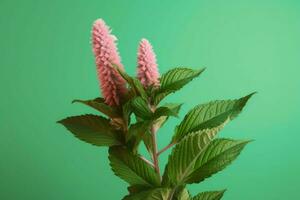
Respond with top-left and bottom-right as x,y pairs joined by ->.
137,38 -> 159,88
92,19 -> 110,33
94,18 -> 105,26
140,38 -> 152,47
140,38 -> 149,43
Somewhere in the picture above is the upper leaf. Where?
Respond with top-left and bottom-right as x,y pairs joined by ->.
162,125 -> 223,187
186,139 -> 251,184
142,132 -> 154,158
191,190 -> 226,200
153,103 -> 183,131
154,68 -> 205,104
131,96 -> 153,119
123,188 -> 171,200
57,114 -> 121,146
122,99 -> 133,126
109,146 -> 160,187
172,93 -> 255,143
72,98 -> 120,118
132,78 -> 148,100
126,121 -> 152,152
112,63 -> 148,100
153,103 -> 183,119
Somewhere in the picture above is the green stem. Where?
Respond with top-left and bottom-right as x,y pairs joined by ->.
151,124 -> 161,179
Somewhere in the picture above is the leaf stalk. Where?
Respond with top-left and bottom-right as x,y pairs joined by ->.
157,143 -> 175,156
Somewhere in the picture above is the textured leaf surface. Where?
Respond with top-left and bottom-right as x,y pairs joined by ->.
186,139 -> 250,184
172,93 -> 255,143
122,100 -> 132,125
109,147 -> 160,187
58,114 -> 120,146
127,121 -> 152,152
154,68 -> 205,104
162,126 -> 223,187
142,132 -> 154,158
149,103 -> 183,134
72,98 -> 119,118
132,78 -> 148,100
191,190 -> 226,200
123,188 -> 171,200
174,188 -> 190,200
127,185 -> 152,195
131,97 -> 153,119
154,103 -> 183,119
112,63 -> 147,100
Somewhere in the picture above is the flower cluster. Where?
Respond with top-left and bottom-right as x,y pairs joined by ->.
137,38 -> 160,87
92,19 -> 159,106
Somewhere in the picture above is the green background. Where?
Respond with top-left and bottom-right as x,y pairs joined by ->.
1,0 -> 299,199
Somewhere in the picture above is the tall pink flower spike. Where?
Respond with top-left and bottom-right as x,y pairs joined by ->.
92,19 -> 127,106
137,39 -> 160,88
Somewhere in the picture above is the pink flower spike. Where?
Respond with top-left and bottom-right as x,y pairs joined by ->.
137,39 -> 160,88
92,19 -> 127,106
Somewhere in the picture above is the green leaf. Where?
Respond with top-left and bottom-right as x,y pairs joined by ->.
174,188 -> 190,200
164,103 -> 183,116
186,139 -> 251,184
172,93 -> 255,143
57,114 -> 121,146
123,188 -> 171,200
122,100 -> 132,125
141,103 -> 183,158
72,98 -> 119,118
132,78 -> 148,100
146,84 -> 158,99
109,146 -> 160,187
127,185 -> 152,195
154,116 -> 168,129
131,97 -> 153,119
127,121 -> 151,142
112,63 -> 132,84
153,103 -> 183,119
154,68 -> 205,104
191,190 -> 226,200
127,121 -> 152,152
162,125 -> 223,187
112,63 -> 147,100
142,132 -> 154,158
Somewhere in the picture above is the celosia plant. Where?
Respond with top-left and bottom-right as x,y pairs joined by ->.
58,18 -> 255,200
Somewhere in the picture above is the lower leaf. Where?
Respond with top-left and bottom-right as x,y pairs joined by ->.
123,188 -> 171,200
72,98 -> 120,118
127,184 -> 152,195
57,114 -> 121,146
162,124 -> 225,187
174,187 -> 190,200
191,190 -> 226,200
109,146 -> 160,187
186,139 -> 251,184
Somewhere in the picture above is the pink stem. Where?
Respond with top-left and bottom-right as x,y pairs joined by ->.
140,156 -> 155,168
157,143 -> 175,156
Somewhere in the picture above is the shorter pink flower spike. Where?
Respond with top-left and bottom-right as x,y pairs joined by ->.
92,19 -> 127,106
137,39 -> 160,88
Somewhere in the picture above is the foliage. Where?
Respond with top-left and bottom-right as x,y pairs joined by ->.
58,19 -> 255,199
58,66 -> 254,199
